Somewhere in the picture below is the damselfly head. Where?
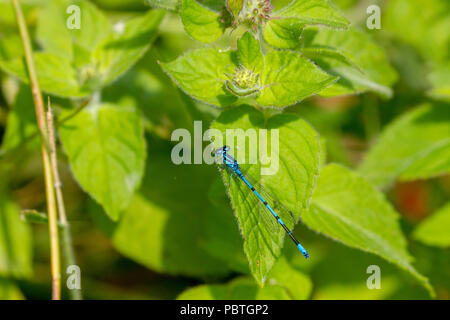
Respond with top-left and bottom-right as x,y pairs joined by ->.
215,145 -> 230,155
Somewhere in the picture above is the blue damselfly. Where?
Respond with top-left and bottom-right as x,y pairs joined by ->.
215,145 -> 309,258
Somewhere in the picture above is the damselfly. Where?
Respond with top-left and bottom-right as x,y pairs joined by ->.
215,145 -> 309,259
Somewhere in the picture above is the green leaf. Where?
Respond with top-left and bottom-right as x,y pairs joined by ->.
0,52 -> 92,98
159,47 -> 238,106
36,0 -> 73,59
101,67 -> 194,137
276,0 -> 349,27
226,0 -> 243,20
69,0 -> 112,52
414,202 -> 450,247
37,0 -> 112,58
0,194 -> 33,278
0,34 -> 24,61
161,34 -> 336,107
384,0 -> 450,64
264,0 -> 349,48
304,164 -> 434,295
428,63 -> 450,101
263,18 -> 305,49
358,103 -> 450,187
211,106 -> 321,285
177,277 -> 290,299
3,2 -> 164,98
0,84 -> 37,152
237,31 -> 264,72
94,10 -> 165,85
0,278 -> 24,300
146,0 -> 179,11
180,0 -> 224,43
308,240 -> 428,299
202,179 -> 248,274
59,103 -> 146,220
267,256 -> 312,299
177,257 -> 312,299
103,142 -> 231,278
300,27 -> 398,98
257,50 -> 338,107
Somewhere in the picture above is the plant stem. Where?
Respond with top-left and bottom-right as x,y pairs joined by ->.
46,101 -> 82,300
12,0 -> 61,300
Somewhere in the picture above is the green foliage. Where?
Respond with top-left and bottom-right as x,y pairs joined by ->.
0,1 -> 165,98
358,103 -> 450,187
180,0 -> 225,43
428,63 -> 450,101
146,0 -> 179,11
300,27 -> 398,98
160,47 -> 238,106
0,0 -> 448,300
95,141 -> 232,278
226,0 -> 244,21
0,278 -> 24,300
414,203 -> 450,247
1,84 -> 37,152
275,0 -> 349,28
178,257 -> 312,299
161,32 -> 337,107
384,0 -> 450,65
264,0 -> 349,48
211,106 -> 320,285
0,193 -> 32,278
304,164 -> 433,295
59,103 -> 146,220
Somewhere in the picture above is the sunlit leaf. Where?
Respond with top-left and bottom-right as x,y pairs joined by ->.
385,0 -> 450,64
180,0 -> 224,43
0,193 -> 32,278
159,47 -> 238,107
0,52 -> 93,98
257,50 -> 338,107
146,0 -> 179,11
300,27 -> 398,98
161,34 -> 336,107
358,103 -> 450,187
264,0 -> 349,48
177,257 -> 312,299
428,63 -> 450,101
59,103 -> 146,220
226,0 -> 243,20
1,2 -> 164,98
414,202 -> 450,247
94,10 -> 165,85
211,106 -> 320,285
101,141 -> 231,277
0,278 -> 24,299
0,84 -> 37,152
304,164 -> 434,295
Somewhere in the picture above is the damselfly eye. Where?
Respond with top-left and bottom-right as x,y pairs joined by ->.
215,146 -> 228,155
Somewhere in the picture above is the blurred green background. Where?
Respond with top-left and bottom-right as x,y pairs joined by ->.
0,0 -> 449,300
